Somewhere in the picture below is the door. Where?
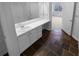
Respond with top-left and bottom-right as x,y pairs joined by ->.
62,2 -> 74,35
72,2 -> 79,41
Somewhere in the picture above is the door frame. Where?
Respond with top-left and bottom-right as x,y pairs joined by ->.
71,2 -> 77,36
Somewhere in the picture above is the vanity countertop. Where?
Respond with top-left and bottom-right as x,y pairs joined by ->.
15,18 -> 50,36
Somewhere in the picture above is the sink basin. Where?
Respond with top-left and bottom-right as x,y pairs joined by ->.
20,25 -> 30,29
16,26 -> 30,34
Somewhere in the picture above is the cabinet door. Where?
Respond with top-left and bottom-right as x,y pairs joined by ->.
18,32 -> 30,53
30,26 -> 42,44
36,26 -> 42,39
29,28 -> 37,44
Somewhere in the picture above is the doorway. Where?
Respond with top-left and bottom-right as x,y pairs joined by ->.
51,2 -> 63,35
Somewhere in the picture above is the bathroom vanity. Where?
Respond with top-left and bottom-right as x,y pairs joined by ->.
15,18 -> 50,53
0,2 -> 50,55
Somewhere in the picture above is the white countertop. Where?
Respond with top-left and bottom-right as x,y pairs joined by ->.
15,18 -> 50,36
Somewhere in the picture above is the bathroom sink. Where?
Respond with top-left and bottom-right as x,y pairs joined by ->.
16,25 -> 30,34
20,25 -> 30,30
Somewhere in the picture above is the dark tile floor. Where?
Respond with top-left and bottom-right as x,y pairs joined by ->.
21,29 -> 78,56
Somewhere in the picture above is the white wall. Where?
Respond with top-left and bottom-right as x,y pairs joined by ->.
62,2 -> 74,35
72,3 -> 79,41
38,3 -> 44,18
71,3 -> 79,50
39,2 -> 51,30
0,3 -> 20,56
30,2 -> 39,19
0,19 -> 7,56
39,2 -> 49,18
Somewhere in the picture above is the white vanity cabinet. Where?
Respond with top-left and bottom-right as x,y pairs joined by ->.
30,26 -> 42,44
18,26 -> 42,53
18,32 -> 30,53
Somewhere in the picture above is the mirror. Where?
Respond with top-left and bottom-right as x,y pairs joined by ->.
10,2 -> 40,24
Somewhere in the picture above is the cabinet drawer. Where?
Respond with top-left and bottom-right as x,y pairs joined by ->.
18,32 -> 30,53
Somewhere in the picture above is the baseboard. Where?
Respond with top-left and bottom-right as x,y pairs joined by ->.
62,29 -> 78,41
62,29 -> 71,36
72,35 -> 79,41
